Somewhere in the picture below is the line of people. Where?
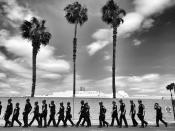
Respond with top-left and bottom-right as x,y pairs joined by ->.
0,98 -> 168,128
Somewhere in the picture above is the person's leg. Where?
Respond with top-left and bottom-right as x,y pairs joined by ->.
47,116 -> 51,127
16,118 -> 22,126
29,116 -> 36,126
76,115 -> 83,126
68,117 -> 75,126
44,115 -> 47,127
159,116 -> 167,126
111,117 -> 114,126
123,115 -> 128,127
119,115 -> 122,127
11,117 -> 14,127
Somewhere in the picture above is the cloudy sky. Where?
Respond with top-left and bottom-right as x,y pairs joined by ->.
0,0 -> 175,97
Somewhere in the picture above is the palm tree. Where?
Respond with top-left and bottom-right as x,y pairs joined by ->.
64,1 -> 88,98
166,83 -> 175,120
20,17 -> 51,97
101,0 -> 126,98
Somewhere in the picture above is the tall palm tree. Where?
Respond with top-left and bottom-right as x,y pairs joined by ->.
166,83 -> 175,120
101,0 -> 126,98
64,1 -> 88,98
20,17 -> 51,97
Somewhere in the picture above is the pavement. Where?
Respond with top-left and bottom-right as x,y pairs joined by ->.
0,125 -> 175,131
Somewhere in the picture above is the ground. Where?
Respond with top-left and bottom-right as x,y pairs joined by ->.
0,125 -> 175,131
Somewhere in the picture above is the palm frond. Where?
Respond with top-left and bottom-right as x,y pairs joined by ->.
64,1 -> 88,26
20,20 -> 32,39
101,0 -> 126,26
41,32 -> 52,46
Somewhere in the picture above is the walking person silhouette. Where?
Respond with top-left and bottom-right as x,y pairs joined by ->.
40,100 -> 47,127
110,101 -> 120,127
28,101 -> 40,127
118,99 -> 128,128
11,103 -> 22,127
129,100 -> 138,127
4,98 -> 13,127
98,102 -> 109,128
48,101 -> 56,127
56,102 -> 65,127
64,102 -> 74,127
154,103 -> 168,127
23,98 -> 32,127
76,100 -> 85,127
137,100 -> 148,128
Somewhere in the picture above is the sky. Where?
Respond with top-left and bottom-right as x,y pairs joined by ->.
0,0 -> 175,97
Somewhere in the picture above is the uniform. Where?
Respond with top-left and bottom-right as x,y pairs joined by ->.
28,102 -> 40,127
64,103 -> 74,126
99,103 -> 108,127
40,101 -> 47,127
76,101 -> 85,127
23,100 -> 32,127
119,102 -> 128,127
154,104 -> 167,127
11,104 -> 22,127
82,103 -> 91,127
48,102 -> 56,127
130,102 -> 138,127
56,103 -> 65,126
110,103 -> 120,126
137,102 -> 148,127
4,100 -> 13,127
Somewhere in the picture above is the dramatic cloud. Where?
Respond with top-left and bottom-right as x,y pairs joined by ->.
87,0 -> 175,55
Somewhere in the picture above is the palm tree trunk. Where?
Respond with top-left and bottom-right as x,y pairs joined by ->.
31,47 -> 37,97
112,26 -> 117,98
73,22 -> 78,98
170,91 -> 175,120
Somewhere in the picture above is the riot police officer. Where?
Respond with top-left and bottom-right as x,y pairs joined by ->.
82,102 -> 91,127
4,98 -> 13,127
56,102 -> 65,126
137,100 -> 148,128
130,100 -> 138,127
11,103 -> 22,127
99,102 -> 109,128
76,100 -> 86,127
119,99 -> 128,128
28,101 -> 40,127
110,101 -> 120,127
40,100 -> 47,127
23,98 -> 32,127
154,103 -> 167,127
48,101 -> 56,127
64,102 -> 74,127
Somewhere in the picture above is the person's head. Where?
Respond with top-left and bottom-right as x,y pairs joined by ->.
35,101 -> 38,105
138,99 -> 142,104
51,100 -> 54,105
99,101 -> 103,106
26,98 -> 30,103
67,102 -> 70,106
81,100 -> 84,105
16,103 -> 19,107
60,102 -> 63,106
112,101 -> 116,105
42,100 -> 46,104
154,103 -> 158,107
119,99 -> 123,104
130,100 -> 133,104
8,98 -> 12,103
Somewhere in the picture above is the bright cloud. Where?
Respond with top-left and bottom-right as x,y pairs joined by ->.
87,0 -> 175,55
